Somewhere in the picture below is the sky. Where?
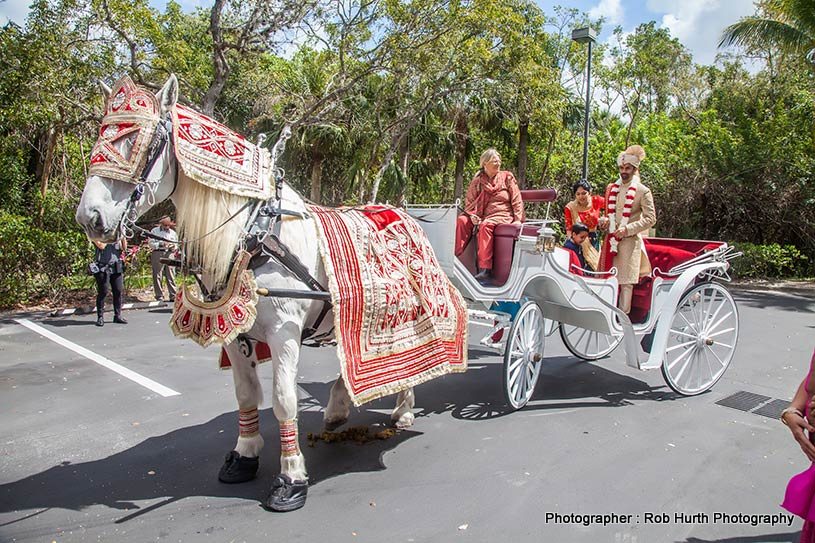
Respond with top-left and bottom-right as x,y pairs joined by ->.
0,0 -> 758,66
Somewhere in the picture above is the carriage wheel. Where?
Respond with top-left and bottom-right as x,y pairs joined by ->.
559,323 -> 622,361
503,301 -> 545,410
661,282 -> 739,396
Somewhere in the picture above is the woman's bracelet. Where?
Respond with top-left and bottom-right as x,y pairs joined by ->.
781,407 -> 804,426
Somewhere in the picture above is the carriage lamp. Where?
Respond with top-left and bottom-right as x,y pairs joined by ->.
536,225 -> 556,253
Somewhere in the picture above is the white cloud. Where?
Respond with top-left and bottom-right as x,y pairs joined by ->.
589,0 -> 624,26
646,0 -> 756,65
0,0 -> 33,26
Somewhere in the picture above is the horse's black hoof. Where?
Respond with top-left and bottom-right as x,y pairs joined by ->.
324,417 -> 347,431
264,474 -> 308,512
218,451 -> 259,483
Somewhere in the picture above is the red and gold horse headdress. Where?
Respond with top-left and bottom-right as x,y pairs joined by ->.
88,75 -> 160,184
88,75 -> 273,199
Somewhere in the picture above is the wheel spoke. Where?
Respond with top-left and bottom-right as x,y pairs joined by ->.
684,349 -> 698,391
515,363 -> 528,402
703,348 -> 715,383
574,327 -> 588,348
666,339 -> 696,353
508,356 -> 525,374
667,342 -> 695,372
707,327 -> 735,339
672,346 -> 696,382
664,284 -> 737,396
508,361 -> 523,388
669,328 -> 698,340
678,311 -> 699,333
504,303 -> 545,408
705,311 -> 734,336
702,289 -> 719,325
703,296 -> 729,334
690,293 -> 703,328
707,346 -> 727,367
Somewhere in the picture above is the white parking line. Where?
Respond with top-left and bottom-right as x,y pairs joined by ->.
14,318 -> 181,397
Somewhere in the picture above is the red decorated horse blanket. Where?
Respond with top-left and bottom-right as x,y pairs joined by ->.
309,205 -> 468,406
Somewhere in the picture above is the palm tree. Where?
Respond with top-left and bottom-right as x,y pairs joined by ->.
719,0 -> 815,65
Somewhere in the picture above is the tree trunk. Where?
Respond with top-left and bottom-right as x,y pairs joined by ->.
202,0 -> 229,116
517,119 -> 529,189
624,113 -> 636,148
310,150 -> 324,203
397,134 -> 409,202
453,108 -> 468,200
369,133 -> 402,203
38,126 -> 58,222
539,129 -> 556,186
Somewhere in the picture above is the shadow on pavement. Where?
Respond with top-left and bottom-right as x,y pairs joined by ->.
38,318 -> 99,327
0,407 -> 420,520
0,353 -> 675,521
734,290 -> 814,314
304,354 -> 679,426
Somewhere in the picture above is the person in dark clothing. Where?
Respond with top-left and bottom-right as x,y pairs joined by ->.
92,239 -> 128,326
563,222 -> 590,270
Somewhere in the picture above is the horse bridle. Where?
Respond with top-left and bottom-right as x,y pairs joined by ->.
119,115 -> 177,239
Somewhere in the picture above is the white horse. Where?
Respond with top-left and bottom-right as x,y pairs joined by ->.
75,75 -> 418,512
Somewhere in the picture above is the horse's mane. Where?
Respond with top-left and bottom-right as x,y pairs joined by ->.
173,171 -> 252,287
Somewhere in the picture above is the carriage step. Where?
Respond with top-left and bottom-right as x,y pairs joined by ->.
715,391 -> 788,419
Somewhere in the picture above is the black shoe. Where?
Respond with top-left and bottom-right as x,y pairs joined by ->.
113,315 -> 128,324
95,316 -> 104,327
264,474 -> 308,512
218,451 -> 259,483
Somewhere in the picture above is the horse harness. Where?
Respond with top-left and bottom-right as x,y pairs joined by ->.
123,121 -> 333,345
243,176 -> 334,345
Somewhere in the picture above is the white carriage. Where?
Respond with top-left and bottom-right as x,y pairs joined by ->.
407,190 -> 741,410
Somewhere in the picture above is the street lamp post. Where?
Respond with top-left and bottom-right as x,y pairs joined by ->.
571,26 -> 597,184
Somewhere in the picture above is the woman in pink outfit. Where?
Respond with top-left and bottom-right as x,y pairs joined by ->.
782,348 -> 815,542
454,148 -> 523,283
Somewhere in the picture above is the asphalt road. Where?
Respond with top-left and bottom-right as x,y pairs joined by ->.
0,287 -> 813,543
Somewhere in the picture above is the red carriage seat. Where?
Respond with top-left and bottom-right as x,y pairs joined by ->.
627,238 -> 724,323
490,189 -> 557,286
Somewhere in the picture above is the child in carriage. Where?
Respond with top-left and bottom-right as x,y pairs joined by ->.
563,222 -> 590,270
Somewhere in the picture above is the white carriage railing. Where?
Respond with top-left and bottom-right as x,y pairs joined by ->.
651,244 -> 742,282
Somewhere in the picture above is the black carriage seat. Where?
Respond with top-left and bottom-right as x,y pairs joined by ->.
628,238 -> 726,323
490,189 -> 558,286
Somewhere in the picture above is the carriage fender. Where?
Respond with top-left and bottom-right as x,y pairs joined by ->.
640,262 -> 728,371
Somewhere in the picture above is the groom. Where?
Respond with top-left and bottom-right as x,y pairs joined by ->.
601,145 -> 657,314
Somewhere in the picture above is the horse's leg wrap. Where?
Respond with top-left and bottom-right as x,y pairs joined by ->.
269,325 -> 308,482
219,405 -> 262,483
228,343 -> 264,458
391,387 -> 415,428
239,407 -> 260,437
280,419 -> 300,457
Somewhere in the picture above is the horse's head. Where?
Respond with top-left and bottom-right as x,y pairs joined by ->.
76,75 -> 180,242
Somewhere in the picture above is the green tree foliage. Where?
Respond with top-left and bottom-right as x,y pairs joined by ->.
720,0 -> 815,66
